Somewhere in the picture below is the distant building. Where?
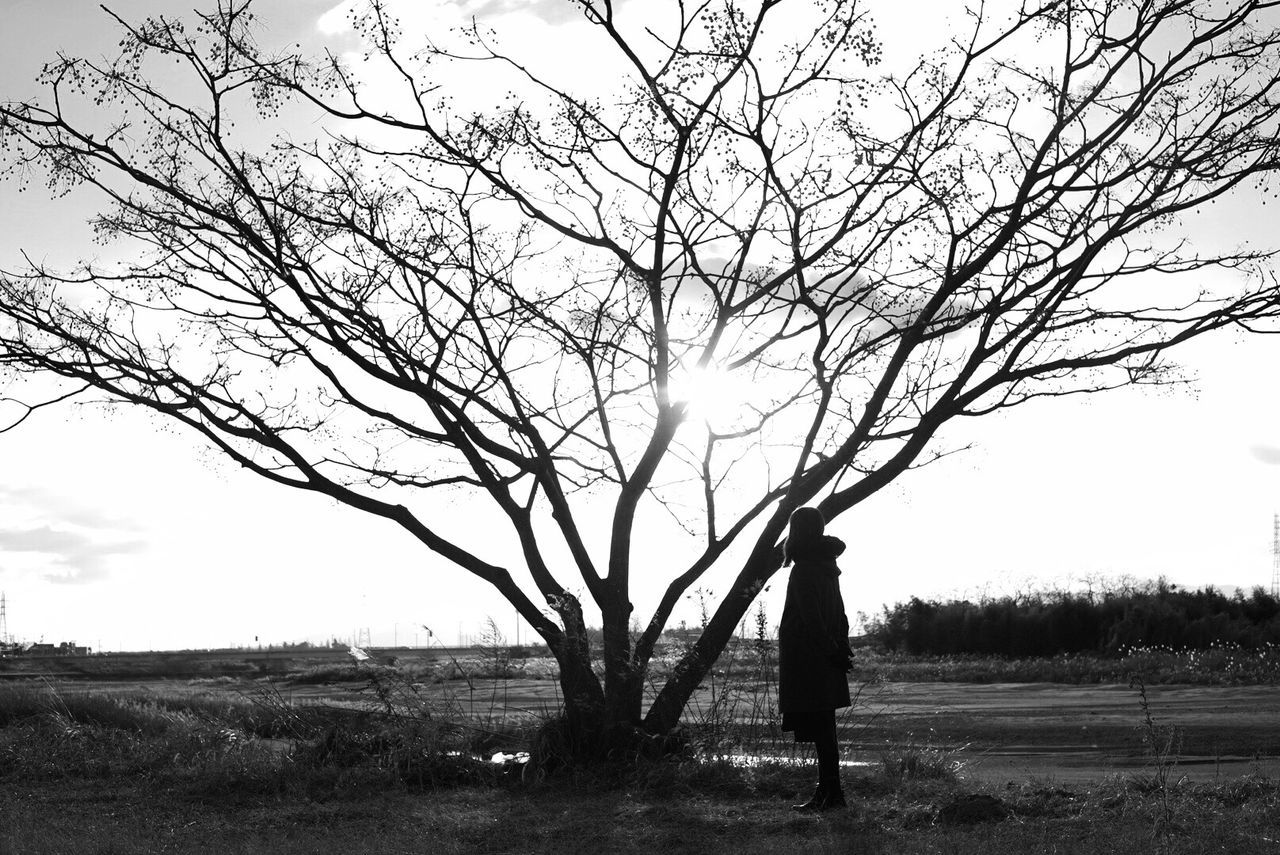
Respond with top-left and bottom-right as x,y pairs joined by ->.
0,641 -> 25,657
13,641 -> 91,656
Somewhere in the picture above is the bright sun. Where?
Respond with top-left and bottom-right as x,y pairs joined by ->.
671,362 -> 753,430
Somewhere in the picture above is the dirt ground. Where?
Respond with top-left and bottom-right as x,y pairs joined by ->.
843,681 -> 1280,782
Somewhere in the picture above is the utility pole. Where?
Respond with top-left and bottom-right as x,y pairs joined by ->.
1272,513 -> 1280,599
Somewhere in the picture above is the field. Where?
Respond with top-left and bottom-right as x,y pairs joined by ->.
4,643 -> 1280,779
3,646 -> 1279,852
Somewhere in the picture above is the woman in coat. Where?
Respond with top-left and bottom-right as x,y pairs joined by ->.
779,506 -> 853,811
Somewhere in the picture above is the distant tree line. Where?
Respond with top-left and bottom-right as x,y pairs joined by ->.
866,581 -> 1280,656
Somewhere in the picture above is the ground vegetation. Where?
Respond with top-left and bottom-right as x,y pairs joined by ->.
868,581 -> 1280,657
2,681 -> 1278,854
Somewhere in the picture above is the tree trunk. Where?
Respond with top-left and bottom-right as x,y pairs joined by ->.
600,592 -> 641,727
546,593 -> 606,753
643,551 -> 781,734
547,552 -> 780,749
546,593 -> 669,759
557,656 -> 606,752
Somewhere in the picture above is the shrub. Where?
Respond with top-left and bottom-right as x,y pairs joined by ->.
867,582 -> 1280,658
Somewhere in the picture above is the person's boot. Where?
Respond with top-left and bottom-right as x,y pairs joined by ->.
791,781 -> 828,811
820,776 -> 847,810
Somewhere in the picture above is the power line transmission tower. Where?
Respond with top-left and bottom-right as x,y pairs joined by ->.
0,592 -> 8,643
1272,514 -> 1280,599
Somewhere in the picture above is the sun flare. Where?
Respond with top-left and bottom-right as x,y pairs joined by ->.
671,362 -> 753,429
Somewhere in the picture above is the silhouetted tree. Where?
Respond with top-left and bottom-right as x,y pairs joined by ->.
869,582 -> 1280,654
3,0 -> 1280,745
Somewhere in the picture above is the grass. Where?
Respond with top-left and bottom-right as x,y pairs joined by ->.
294,641 -> 1278,690
4,644 -> 1280,854
3,678 -> 1280,853
844,644 -> 1280,685
5,762 -> 1279,853
879,739 -> 965,785
8,639 -> 1279,688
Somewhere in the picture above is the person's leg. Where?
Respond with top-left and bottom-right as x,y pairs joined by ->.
792,711 -> 844,811
813,711 -> 845,808
790,713 -> 824,810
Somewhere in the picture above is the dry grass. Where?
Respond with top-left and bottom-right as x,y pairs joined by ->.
3,679 -> 1280,853
846,645 -> 1280,685
5,770 -> 1279,854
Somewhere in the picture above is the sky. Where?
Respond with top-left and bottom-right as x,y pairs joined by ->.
1,0 -> 1279,653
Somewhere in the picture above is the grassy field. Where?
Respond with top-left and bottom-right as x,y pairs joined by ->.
4,644 -> 1279,852
2,675 -> 1279,853
4,639 -> 1279,685
8,773 -> 1280,854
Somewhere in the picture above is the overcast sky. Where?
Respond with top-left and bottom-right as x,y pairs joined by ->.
2,0 -> 1279,653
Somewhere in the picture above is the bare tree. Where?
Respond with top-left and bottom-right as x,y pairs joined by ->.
3,0 -> 1279,746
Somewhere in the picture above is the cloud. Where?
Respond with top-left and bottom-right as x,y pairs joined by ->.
0,485 -> 140,531
0,525 -> 146,585
317,0 -> 601,34
1250,445 -> 1280,465
464,0 -> 594,24
0,487 -> 147,584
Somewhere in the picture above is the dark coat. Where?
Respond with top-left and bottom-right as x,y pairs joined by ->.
778,535 -> 852,714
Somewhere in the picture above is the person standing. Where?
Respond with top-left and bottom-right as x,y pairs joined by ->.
778,506 -> 853,811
